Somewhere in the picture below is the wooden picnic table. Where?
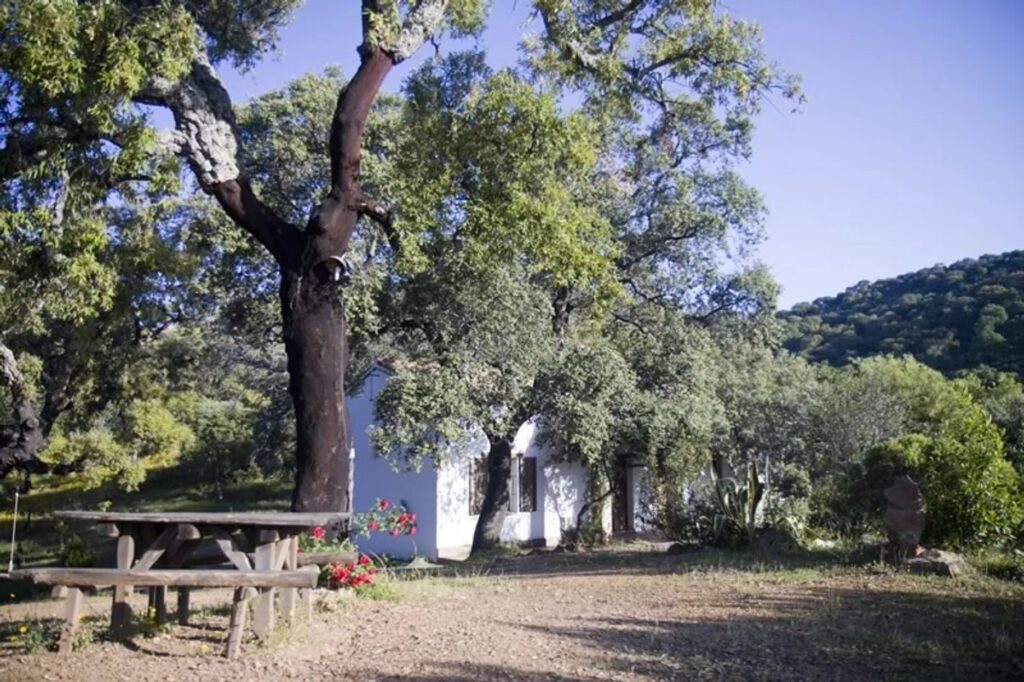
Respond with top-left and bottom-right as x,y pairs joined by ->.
54,510 -> 350,637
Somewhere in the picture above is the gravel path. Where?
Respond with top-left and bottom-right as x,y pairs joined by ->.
2,550 -> 1022,681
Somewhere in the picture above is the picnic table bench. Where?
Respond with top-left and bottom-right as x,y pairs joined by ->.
11,510 -> 350,658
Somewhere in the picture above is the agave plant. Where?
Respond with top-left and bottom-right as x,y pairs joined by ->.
708,455 -> 766,545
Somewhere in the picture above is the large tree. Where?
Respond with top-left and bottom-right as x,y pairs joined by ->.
2,1 -> 797,512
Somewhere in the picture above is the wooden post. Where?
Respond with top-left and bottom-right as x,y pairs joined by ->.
252,531 -> 278,637
111,534 -> 134,633
297,586 -> 313,622
177,588 -> 191,626
224,587 -> 255,660
58,587 -> 84,654
152,585 -> 167,624
279,536 -> 298,624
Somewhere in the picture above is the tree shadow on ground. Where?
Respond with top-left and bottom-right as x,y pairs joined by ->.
345,662 -> 603,682
498,586 -> 1024,681
432,544 -> 850,581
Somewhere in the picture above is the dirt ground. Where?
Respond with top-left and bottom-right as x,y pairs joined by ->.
1,549 -> 1022,681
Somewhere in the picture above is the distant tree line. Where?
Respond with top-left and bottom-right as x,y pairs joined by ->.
780,251 -> 1024,377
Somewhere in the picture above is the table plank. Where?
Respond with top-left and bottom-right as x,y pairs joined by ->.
54,510 -> 350,528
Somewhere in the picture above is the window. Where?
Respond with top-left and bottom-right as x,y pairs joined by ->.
518,457 -> 537,512
469,455 -> 513,515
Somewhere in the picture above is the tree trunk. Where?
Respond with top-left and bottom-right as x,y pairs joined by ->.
279,267 -> 349,511
0,342 -> 46,482
281,48 -> 393,512
471,437 -> 513,553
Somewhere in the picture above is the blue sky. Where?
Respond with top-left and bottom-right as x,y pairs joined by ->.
219,0 -> 1023,308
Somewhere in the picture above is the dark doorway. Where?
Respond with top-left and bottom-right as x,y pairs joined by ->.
612,463 -> 628,534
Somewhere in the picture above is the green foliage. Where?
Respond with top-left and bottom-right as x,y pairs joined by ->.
781,251 -> 1024,376
395,57 -> 619,299
712,461 -> 764,544
838,368 -> 1024,548
960,368 -> 1024,477
57,533 -> 94,568
41,430 -> 142,491
535,339 -> 637,467
855,429 -> 1022,549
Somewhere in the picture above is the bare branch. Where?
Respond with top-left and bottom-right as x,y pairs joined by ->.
356,194 -> 401,254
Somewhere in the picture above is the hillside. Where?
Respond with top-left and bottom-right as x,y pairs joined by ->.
779,250 -> 1024,375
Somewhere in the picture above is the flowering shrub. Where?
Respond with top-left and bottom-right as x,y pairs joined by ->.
355,498 -> 418,538
298,525 -> 355,554
324,553 -> 378,591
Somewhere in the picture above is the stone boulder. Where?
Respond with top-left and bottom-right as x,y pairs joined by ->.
882,475 -> 926,557
906,548 -> 967,577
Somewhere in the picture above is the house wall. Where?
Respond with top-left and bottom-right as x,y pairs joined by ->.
350,367 -> 439,560
350,367 -> 592,560
432,420 -> 591,558
626,465 -> 657,533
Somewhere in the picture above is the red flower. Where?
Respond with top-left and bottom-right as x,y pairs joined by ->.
409,512 -> 417,522
378,499 -> 390,511
368,566 -> 378,574
389,528 -> 400,537
367,519 -> 379,531
396,512 -> 409,525
407,525 -> 417,536
345,561 -> 355,571
311,526 -> 325,540
358,554 -> 370,565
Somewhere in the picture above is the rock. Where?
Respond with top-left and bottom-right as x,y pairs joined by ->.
755,527 -> 801,553
906,548 -> 967,577
882,475 -> 926,557
665,542 -> 701,555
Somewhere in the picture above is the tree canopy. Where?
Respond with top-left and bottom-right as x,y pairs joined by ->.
780,251 -> 1024,377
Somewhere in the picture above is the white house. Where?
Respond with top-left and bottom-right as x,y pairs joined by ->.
349,363 -> 654,560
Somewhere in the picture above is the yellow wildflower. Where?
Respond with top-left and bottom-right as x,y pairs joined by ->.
19,626 -> 27,634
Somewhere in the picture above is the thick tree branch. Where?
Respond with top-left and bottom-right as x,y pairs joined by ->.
356,194 -> 401,254
594,0 -> 646,29
135,53 -> 297,263
0,340 -> 46,480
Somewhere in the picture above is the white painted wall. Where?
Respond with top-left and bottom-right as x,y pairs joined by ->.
349,366 -> 592,560
350,367 -> 439,560
627,465 -> 657,533
434,420 -> 589,558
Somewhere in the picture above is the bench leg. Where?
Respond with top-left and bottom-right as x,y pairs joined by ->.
111,535 -> 134,634
177,588 -> 191,625
58,587 -> 84,654
224,587 -> 255,660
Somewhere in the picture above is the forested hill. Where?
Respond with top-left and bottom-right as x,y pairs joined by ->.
779,250 -> 1024,376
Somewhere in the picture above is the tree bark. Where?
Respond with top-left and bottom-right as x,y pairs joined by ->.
128,7 -> 447,512
280,267 -> 351,511
471,437 -> 513,552
0,342 -> 46,481
280,48 -> 392,512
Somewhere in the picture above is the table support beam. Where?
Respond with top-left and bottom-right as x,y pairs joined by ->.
111,534 -> 135,634
252,530 -> 278,637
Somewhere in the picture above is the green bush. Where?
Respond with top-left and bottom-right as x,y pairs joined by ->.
57,533 -> 95,568
852,401 -> 1023,548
